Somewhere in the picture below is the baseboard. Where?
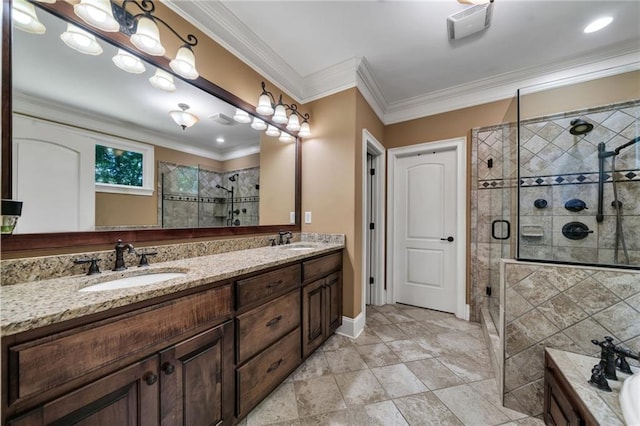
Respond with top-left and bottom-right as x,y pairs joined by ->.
456,304 -> 471,321
336,312 -> 365,339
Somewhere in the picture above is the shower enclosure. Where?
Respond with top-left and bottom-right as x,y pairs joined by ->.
159,162 -> 260,228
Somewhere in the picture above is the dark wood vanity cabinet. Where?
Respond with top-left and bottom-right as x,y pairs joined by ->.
302,253 -> 343,358
544,351 -> 596,426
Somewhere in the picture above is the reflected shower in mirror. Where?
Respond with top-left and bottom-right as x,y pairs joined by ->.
11,4 -> 296,234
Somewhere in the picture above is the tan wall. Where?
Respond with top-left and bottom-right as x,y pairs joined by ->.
222,153 -> 260,172
260,135 -> 296,224
302,89 -> 358,317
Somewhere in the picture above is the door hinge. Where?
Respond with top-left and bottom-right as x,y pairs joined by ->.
486,286 -> 492,296
370,168 -> 375,176
369,277 -> 374,285
369,223 -> 375,230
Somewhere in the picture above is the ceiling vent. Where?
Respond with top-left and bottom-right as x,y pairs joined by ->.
447,1 -> 494,40
209,113 -> 234,125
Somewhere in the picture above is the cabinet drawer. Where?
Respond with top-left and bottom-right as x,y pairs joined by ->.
8,285 -> 232,406
303,252 -> 342,283
236,328 -> 301,417
236,264 -> 300,308
237,290 -> 300,364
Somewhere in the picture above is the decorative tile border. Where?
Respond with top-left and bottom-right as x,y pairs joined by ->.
519,169 -> 640,187
162,195 -> 260,204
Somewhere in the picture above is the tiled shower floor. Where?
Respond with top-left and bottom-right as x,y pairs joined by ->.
239,304 -> 544,426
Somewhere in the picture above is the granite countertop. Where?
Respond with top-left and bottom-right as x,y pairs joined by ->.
546,347 -> 638,425
1,242 -> 344,337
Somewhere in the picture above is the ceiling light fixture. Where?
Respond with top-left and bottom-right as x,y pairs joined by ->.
256,81 -> 312,138
216,137 -> 225,143
60,23 -> 104,55
112,48 -> 146,73
584,17 -> 613,34
12,0 -> 47,34
149,68 -> 176,91
70,0 -> 199,79
169,103 -> 199,130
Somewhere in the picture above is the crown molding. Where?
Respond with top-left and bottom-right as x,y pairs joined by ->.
162,0 -> 304,103
301,57 -> 360,103
355,58 -> 387,122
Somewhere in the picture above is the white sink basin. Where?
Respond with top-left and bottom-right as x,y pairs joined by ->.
620,372 -> 640,426
280,244 -> 315,251
79,272 -> 186,292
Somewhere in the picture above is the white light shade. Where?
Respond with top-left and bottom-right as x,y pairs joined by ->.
286,113 -> 300,132
251,117 -> 267,131
272,104 -> 288,124
169,105 -> 199,130
170,46 -> 199,80
279,133 -> 294,143
112,49 -> 146,74
298,121 -> 311,138
265,125 -> 280,137
256,94 -> 274,116
74,0 -> 119,32
149,69 -> 176,91
12,0 -> 46,34
584,17 -> 613,33
233,109 -> 252,124
60,24 -> 103,55
130,17 -> 165,56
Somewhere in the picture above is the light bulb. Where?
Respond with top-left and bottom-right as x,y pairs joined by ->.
256,94 -> 274,116
286,113 -> 300,132
130,17 -> 165,56
170,46 -> 199,80
298,122 -> 311,138
272,104 -> 288,124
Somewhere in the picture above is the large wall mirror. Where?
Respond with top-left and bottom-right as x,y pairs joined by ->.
2,0 -> 300,253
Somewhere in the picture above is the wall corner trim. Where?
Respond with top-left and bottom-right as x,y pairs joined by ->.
336,312 -> 365,339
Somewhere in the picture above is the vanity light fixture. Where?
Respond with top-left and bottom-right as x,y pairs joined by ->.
279,133 -> 295,143
255,81 -> 312,138
71,0 -> 200,79
149,68 -> 176,91
169,103 -> 199,130
112,48 -> 146,73
12,0 -> 47,34
60,23 -> 104,55
233,109 -> 252,124
251,117 -> 267,131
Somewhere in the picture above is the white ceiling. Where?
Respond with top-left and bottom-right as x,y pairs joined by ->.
166,0 -> 640,124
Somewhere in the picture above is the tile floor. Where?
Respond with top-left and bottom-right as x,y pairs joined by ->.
238,304 -> 545,426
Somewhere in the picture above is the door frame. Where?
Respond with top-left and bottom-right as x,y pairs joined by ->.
386,137 -> 468,320
361,129 -> 386,311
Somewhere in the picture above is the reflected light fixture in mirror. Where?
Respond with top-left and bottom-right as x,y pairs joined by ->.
12,0 -> 46,34
255,81 -> 312,137
74,0 -> 120,32
112,48 -> 146,74
233,108 -> 252,124
251,117 -> 267,131
169,103 -> 199,130
149,68 -> 176,91
60,23 -> 104,55
265,125 -> 280,138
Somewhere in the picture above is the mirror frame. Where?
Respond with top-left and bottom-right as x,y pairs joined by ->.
1,0 -> 301,254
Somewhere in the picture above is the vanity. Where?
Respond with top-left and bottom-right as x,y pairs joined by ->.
1,242 -> 343,425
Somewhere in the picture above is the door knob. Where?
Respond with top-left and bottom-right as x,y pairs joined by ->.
440,236 -> 454,242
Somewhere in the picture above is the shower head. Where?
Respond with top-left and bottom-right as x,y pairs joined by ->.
569,118 -> 594,136
228,173 -> 239,182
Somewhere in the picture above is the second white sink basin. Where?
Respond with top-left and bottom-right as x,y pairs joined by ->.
79,272 -> 186,292
279,243 -> 316,251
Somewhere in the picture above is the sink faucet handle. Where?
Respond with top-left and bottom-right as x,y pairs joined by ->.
74,257 -> 101,275
269,238 -> 277,247
136,250 -> 158,267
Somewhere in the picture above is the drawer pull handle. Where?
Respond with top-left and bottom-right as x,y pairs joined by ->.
267,358 -> 284,373
266,315 -> 283,327
161,362 -> 175,375
266,280 -> 283,289
327,279 -> 338,286
144,372 -> 158,386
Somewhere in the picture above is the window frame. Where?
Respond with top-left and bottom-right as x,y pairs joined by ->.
94,136 -> 154,196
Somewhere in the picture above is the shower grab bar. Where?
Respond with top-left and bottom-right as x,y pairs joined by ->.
491,220 -> 510,240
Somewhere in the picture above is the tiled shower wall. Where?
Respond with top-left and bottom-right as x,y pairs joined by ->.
501,260 -> 640,417
519,100 -> 640,265
158,163 -> 260,228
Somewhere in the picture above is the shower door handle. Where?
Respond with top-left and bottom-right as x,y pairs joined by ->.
492,220 -> 510,240
440,236 -> 454,242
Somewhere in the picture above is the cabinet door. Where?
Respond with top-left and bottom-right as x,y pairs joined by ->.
159,321 -> 234,426
324,272 -> 343,335
8,356 -> 159,426
302,278 -> 326,358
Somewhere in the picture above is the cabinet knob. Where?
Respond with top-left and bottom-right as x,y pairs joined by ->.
161,362 -> 175,375
144,372 -> 158,385
267,358 -> 284,373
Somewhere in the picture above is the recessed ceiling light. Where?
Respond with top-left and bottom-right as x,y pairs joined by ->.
584,16 -> 613,34
216,137 -> 225,143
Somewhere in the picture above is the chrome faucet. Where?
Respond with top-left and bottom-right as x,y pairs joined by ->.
113,239 -> 134,271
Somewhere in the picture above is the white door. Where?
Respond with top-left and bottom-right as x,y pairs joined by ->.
12,115 -> 95,233
394,148 -> 457,312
